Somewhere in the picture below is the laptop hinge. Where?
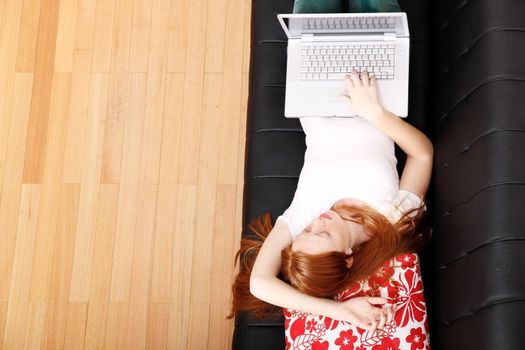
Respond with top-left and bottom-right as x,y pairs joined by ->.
301,33 -> 314,41
301,32 -> 399,42
383,32 -> 397,41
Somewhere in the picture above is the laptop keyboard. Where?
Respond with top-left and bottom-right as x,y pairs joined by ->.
300,43 -> 395,80
302,16 -> 396,30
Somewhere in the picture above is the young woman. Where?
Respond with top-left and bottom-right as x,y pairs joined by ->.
229,69 -> 433,349
252,67 -> 431,315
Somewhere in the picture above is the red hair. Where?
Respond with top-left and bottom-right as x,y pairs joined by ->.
227,202 -> 430,319
227,214 -> 282,319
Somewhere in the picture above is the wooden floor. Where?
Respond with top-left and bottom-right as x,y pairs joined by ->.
0,0 -> 250,348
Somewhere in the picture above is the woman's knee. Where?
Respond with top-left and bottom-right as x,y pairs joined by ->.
293,0 -> 402,15
347,0 -> 401,13
292,0 -> 344,14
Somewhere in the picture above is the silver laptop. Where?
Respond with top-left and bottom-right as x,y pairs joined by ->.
277,13 -> 410,118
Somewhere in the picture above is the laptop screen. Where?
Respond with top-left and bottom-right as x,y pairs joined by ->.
278,14 -> 408,39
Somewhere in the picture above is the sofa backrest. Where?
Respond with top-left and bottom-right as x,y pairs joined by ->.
432,0 -> 525,348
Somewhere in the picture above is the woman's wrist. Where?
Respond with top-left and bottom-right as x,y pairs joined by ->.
323,298 -> 343,319
364,105 -> 396,124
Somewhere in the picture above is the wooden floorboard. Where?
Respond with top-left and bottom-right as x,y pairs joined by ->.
0,0 -> 249,348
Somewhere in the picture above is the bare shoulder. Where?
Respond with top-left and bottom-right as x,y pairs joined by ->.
252,217 -> 293,279
266,218 -> 293,248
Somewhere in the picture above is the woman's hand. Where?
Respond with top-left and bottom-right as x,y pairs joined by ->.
333,296 -> 396,332
339,69 -> 385,120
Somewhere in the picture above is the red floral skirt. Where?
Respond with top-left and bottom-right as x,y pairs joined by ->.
284,253 -> 430,350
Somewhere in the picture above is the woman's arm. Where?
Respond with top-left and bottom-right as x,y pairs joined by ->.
250,219 -> 340,316
340,70 -> 433,198
250,219 -> 387,328
364,108 -> 433,198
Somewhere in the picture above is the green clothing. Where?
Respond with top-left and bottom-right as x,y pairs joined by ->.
292,0 -> 401,13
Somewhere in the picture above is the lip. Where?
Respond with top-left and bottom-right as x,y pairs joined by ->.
320,213 -> 332,220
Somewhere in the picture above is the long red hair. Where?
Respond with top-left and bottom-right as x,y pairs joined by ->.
227,202 -> 431,319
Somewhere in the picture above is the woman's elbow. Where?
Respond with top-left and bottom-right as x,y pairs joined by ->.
426,139 -> 434,157
250,274 -> 275,302
422,141 -> 433,162
416,138 -> 433,162
249,275 -> 262,299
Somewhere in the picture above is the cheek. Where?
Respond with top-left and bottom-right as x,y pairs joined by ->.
334,224 -> 349,245
334,223 -> 347,236
292,235 -> 309,249
327,226 -> 343,244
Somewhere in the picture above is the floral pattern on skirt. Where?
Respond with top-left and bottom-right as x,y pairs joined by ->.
284,253 -> 430,350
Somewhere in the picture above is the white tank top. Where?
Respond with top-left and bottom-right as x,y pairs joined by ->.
277,117 -> 424,239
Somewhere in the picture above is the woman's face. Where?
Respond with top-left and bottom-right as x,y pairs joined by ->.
291,210 -> 353,255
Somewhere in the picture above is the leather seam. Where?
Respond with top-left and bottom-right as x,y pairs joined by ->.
436,77 -> 525,125
435,129 -> 525,173
438,181 -> 525,218
437,28 -> 525,79
436,298 -> 525,328
436,237 -> 525,269
437,0 -> 469,31
250,175 -> 299,179
253,129 -> 303,133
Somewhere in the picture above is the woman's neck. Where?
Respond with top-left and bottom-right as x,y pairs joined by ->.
346,219 -> 372,249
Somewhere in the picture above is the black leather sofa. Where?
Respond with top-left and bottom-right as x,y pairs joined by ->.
233,0 -> 525,349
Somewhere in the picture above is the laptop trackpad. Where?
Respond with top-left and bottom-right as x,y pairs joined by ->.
328,88 -> 348,103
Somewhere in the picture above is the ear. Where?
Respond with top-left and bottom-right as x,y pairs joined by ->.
345,247 -> 353,268
345,256 -> 354,268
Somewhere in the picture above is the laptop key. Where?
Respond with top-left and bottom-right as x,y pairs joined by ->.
327,73 -> 347,80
